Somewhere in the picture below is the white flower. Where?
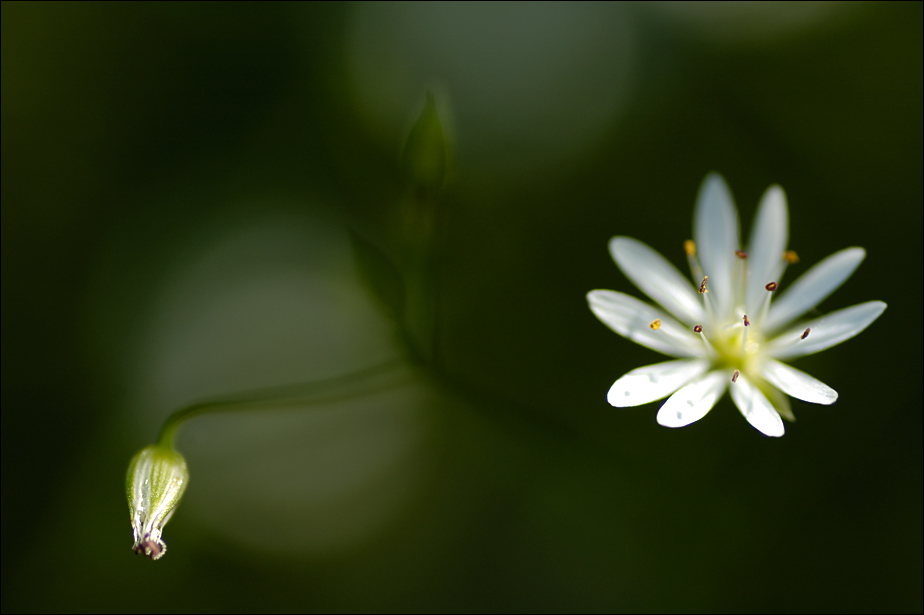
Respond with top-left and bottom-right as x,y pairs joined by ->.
587,173 -> 886,437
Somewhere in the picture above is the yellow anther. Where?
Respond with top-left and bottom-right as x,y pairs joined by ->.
684,240 -> 696,256
649,319 -> 662,330
699,276 -> 709,294
783,250 -> 800,264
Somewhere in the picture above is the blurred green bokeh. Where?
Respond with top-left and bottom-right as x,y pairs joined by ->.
2,2 -> 921,612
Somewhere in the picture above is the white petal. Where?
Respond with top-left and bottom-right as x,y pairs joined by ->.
657,370 -> 729,428
765,247 -> 866,333
745,185 -> 788,315
729,373 -> 785,437
760,359 -> 838,405
608,359 -> 710,407
587,290 -> 702,357
694,173 -> 740,322
609,236 -> 704,323
766,301 -> 887,360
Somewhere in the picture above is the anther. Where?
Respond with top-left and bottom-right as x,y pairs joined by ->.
693,325 -> 703,333
783,250 -> 800,264
801,327 -> 811,340
732,370 -> 740,383
735,250 -> 748,259
765,281 -> 778,292
686,240 -> 704,282
743,315 -> 750,327
649,319 -> 662,330
699,276 -> 709,294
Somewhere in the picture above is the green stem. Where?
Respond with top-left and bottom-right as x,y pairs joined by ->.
155,358 -> 410,450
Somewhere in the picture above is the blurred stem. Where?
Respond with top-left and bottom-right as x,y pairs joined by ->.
409,189 -> 444,374
426,191 -> 445,373
155,358 -> 409,450
396,91 -> 449,374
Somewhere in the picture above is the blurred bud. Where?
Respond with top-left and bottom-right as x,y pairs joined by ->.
402,92 -> 447,195
126,445 -> 189,560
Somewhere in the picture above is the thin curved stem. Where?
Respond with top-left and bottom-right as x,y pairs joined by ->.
156,358 -> 410,450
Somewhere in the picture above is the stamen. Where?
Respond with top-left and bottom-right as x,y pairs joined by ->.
753,283 -> 778,329
700,276 -> 717,326
767,252 -> 796,290
686,240 -> 703,284
735,250 -> 748,259
693,324 -> 716,357
649,319 -> 662,330
740,315 -> 750,354
768,328 -> 812,353
732,370 -> 740,383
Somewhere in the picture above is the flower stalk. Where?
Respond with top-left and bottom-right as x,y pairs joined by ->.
126,359 -> 409,559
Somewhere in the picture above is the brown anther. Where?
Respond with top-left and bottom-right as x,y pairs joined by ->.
693,324 -> 703,333
783,250 -> 800,264
801,327 -> 811,340
732,370 -> 740,383
765,281 -> 778,292
649,319 -> 662,330
735,250 -> 748,259
743,315 -> 750,327
684,240 -> 696,256
699,276 -> 709,294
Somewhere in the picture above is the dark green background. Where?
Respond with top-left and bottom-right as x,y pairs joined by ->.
2,3 -> 921,612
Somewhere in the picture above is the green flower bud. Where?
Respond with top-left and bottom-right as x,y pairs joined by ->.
126,445 -> 189,560
402,92 -> 448,196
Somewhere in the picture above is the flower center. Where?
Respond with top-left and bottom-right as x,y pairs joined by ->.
690,269 -> 781,382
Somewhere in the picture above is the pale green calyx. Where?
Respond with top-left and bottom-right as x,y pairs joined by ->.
126,445 -> 189,560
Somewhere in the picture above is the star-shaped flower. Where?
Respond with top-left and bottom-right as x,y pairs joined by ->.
587,173 -> 886,436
